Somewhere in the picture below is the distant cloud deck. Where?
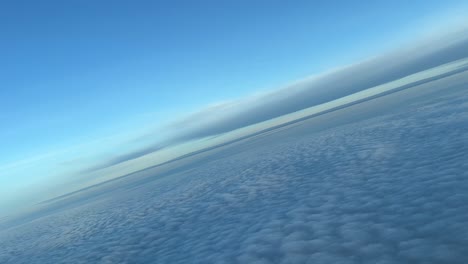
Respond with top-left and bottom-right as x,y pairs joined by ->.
1,60 -> 468,264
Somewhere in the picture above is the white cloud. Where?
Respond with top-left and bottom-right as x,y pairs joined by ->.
1,61 -> 468,264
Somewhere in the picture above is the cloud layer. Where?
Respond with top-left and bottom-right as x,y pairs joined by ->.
1,68 -> 467,263
166,29 -> 468,143
90,29 -> 468,171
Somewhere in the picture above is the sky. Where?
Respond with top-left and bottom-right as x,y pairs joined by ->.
1,0 -> 468,214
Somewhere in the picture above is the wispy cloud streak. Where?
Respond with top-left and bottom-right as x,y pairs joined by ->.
166,30 -> 468,143
83,29 -> 468,173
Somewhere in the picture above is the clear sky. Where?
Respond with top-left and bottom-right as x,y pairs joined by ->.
1,0 -> 468,214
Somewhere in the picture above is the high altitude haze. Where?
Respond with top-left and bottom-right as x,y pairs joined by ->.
1,2 -> 468,264
2,45 -> 468,264
1,1 -> 468,214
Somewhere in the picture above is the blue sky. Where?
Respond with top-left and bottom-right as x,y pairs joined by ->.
1,0 -> 468,214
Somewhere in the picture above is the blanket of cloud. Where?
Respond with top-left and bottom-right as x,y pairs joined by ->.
1,68 -> 468,263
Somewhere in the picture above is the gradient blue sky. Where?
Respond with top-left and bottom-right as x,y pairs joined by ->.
1,0 -> 468,214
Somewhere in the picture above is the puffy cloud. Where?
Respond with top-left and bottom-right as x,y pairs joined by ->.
1,67 -> 468,263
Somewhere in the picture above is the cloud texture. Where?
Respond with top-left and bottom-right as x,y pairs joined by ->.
0,67 -> 467,263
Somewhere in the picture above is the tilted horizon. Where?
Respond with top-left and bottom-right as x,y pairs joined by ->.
1,1 -> 468,263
